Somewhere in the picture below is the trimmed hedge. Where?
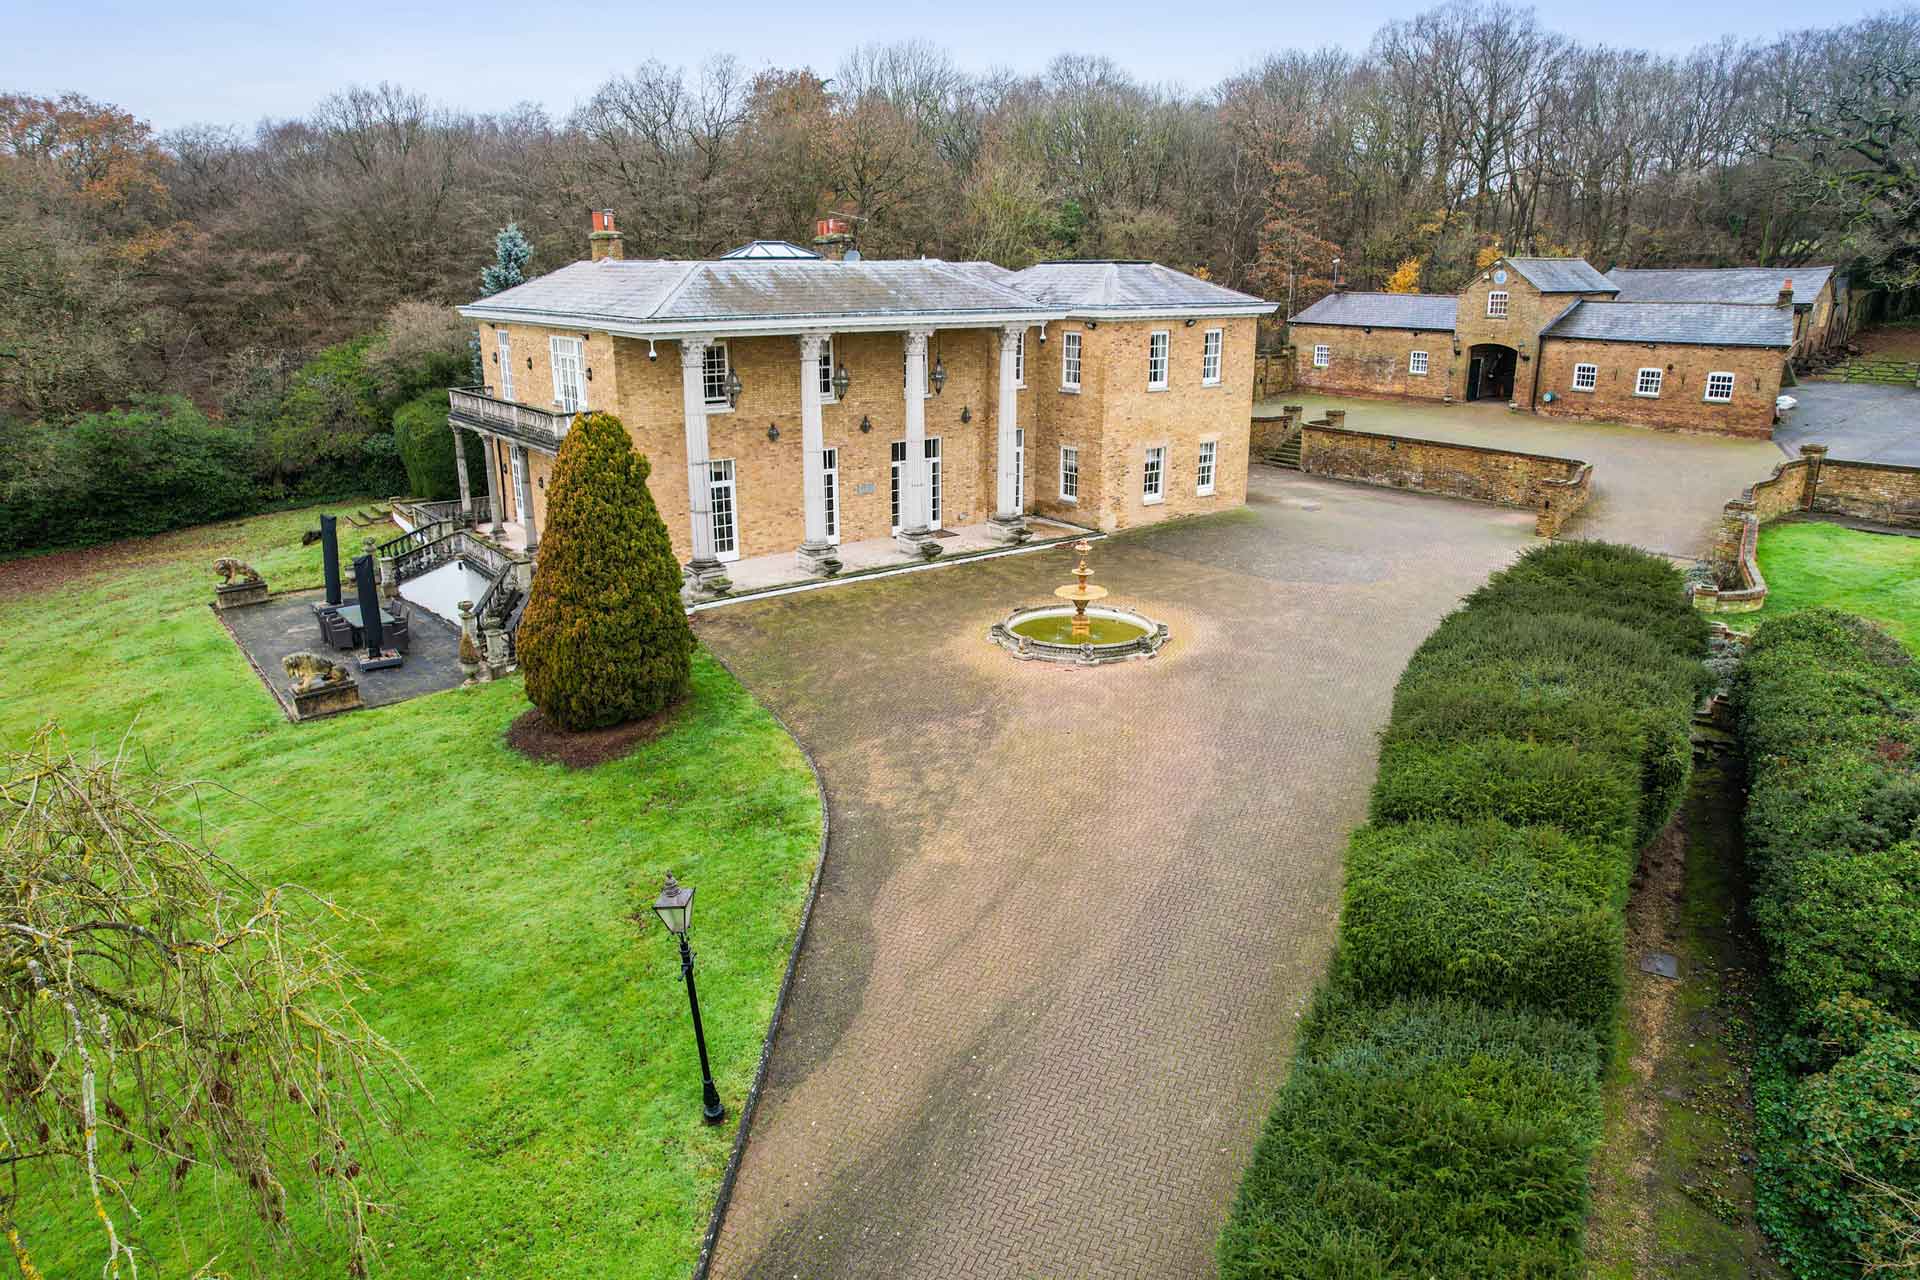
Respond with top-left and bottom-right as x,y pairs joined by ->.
1218,997 -> 1602,1280
1733,609 -> 1920,1279
1338,821 -> 1630,1031
1221,543 -> 1705,1277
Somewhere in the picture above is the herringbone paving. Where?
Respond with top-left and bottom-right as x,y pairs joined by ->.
697,470 -> 1536,1279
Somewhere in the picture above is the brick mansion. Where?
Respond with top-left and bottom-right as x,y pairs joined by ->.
449,215 -> 1275,595
1288,256 -> 1851,437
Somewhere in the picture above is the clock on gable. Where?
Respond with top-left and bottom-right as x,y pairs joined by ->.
1493,269 -> 1509,284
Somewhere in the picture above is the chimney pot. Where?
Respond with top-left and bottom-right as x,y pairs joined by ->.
1777,278 -> 1794,307
589,209 -> 624,262
813,215 -> 856,261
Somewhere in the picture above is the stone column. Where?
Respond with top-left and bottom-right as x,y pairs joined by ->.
988,324 -> 1030,544
1798,443 -> 1829,510
895,328 -> 939,557
796,333 -> 838,574
513,444 -> 539,554
452,426 -> 473,522
679,337 -> 729,596
485,435 -> 507,537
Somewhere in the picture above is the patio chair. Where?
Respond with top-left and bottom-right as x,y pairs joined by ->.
320,608 -> 354,650
385,605 -> 411,654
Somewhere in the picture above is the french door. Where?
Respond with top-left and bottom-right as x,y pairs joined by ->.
889,439 -> 942,533
709,459 -> 738,562
1013,427 -> 1025,512
821,447 -> 840,544
509,448 -> 527,521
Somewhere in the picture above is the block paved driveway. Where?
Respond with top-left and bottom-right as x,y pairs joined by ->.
694,471 -> 1536,1279
1262,393 -> 1783,558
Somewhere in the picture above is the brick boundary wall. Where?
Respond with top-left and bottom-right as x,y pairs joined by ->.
1695,443 -> 1920,612
1297,416 -> 1593,536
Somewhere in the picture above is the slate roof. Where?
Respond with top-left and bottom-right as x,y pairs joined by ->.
462,257 -> 1061,330
1543,301 -> 1795,348
1605,266 -> 1835,308
1003,260 -> 1275,315
1289,291 -> 1459,331
1503,257 -> 1619,294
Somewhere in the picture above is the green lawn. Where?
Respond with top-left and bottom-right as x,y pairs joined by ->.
1749,521 -> 1920,653
0,504 -> 822,1278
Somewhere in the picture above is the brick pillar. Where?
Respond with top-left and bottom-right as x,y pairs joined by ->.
1799,443 -> 1829,510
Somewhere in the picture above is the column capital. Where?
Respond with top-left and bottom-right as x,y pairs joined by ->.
797,332 -> 827,360
999,324 -> 1027,352
903,328 -> 931,358
680,336 -> 714,360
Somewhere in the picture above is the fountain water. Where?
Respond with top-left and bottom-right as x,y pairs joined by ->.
987,538 -> 1169,664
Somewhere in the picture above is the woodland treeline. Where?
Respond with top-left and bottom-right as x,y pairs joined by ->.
0,3 -> 1915,542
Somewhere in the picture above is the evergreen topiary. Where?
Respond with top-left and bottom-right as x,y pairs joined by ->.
516,411 -> 692,731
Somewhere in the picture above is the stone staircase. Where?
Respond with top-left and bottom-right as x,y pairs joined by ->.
1263,433 -> 1305,470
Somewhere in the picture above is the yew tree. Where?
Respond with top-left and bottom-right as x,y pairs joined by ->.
517,410 -> 693,731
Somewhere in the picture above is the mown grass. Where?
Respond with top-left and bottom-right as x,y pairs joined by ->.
0,502 -> 823,1278
1749,521 -> 1920,654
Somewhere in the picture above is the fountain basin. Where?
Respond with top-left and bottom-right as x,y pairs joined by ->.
988,603 -> 1170,664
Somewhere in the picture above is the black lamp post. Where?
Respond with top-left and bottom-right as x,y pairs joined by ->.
653,874 -> 725,1124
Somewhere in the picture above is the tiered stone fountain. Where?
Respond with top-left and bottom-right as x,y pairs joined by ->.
988,539 -> 1169,664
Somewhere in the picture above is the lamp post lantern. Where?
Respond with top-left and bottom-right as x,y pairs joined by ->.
652,874 -> 725,1124
831,362 -> 851,401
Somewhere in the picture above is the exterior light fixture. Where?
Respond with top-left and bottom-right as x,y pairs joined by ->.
766,422 -> 780,442
859,415 -> 872,433
831,363 -> 851,400
1037,325 -> 1047,344
651,874 -> 725,1125
1185,318 -> 1196,327
960,405 -> 971,423
725,369 -> 744,409
647,339 -> 658,361
931,356 -> 947,396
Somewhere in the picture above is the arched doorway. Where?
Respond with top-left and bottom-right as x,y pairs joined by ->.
1467,344 -> 1518,402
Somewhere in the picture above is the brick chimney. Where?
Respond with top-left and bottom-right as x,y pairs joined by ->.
589,210 -> 624,262
1777,278 -> 1794,307
812,216 -> 855,262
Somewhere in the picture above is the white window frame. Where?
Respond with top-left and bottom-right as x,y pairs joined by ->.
925,436 -> 942,529
1408,350 -> 1429,376
1147,330 -> 1170,391
1014,333 -> 1025,388
497,329 -> 514,400
550,336 -> 586,413
1196,439 -> 1217,496
708,458 -> 738,561
1312,344 -> 1330,369
821,446 -> 839,543
1059,445 -> 1079,503
1572,363 -> 1598,392
889,440 -> 906,534
1061,331 -> 1082,391
1486,291 -> 1509,319
818,336 -> 836,403
1013,426 -> 1025,511
1635,367 -> 1664,398
1201,328 -> 1223,386
1143,445 -> 1166,504
703,341 -> 731,411
1704,371 -> 1736,403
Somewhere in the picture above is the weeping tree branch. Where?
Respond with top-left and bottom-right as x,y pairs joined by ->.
1,726 -> 420,1277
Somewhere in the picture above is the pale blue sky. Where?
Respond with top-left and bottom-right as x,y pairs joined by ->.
5,0 -> 1888,130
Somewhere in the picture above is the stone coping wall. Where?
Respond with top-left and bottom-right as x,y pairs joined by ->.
1697,444 -> 1920,612
1298,414 -> 1593,536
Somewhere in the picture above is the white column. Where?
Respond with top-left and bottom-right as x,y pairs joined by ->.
896,328 -> 934,549
680,338 -> 719,569
796,334 -> 836,572
452,426 -> 473,520
992,325 -> 1025,526
485,435 -> 506,536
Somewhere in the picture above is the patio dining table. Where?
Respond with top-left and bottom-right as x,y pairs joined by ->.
332,603 -> 397,648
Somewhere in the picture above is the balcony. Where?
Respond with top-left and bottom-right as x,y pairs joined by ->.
447,386 -> 576,453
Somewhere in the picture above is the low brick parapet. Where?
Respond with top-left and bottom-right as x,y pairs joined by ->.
1297,421 -> 1592,536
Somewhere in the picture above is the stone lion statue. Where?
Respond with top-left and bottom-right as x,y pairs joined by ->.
213,557 -> 263,585
282,651 -> 349,694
